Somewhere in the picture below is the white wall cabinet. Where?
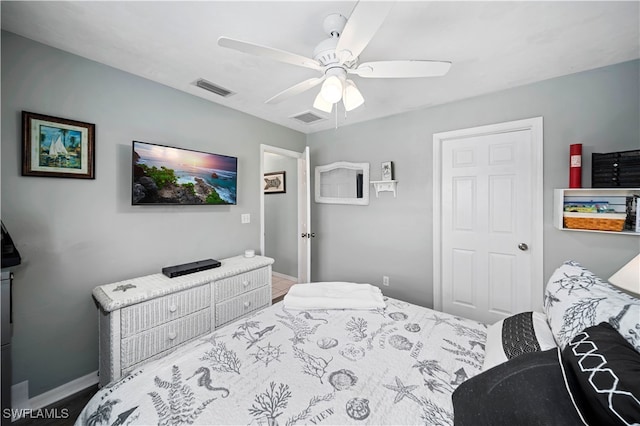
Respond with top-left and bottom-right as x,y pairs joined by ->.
93,255 -> 273,386
553,188 -> 640,235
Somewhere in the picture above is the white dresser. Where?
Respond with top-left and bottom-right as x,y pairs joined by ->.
92,255 -> 273,386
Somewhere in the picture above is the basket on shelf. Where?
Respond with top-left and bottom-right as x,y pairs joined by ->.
563,212 -> 626,232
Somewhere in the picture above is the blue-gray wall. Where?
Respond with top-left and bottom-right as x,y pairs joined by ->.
308,60 -> 640,307
1,32 -> 306,396
264,154 -> 298,277
2,29 -> 639,398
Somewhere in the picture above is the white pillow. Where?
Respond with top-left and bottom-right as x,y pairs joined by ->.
543,260 -> 640,351
482,311 -> 557,371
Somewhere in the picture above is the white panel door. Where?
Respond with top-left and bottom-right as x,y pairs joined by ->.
441,130 -> 533,324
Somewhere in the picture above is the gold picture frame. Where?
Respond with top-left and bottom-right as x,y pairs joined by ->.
22,111 -> 95,179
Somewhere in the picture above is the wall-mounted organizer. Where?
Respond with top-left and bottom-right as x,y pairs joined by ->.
553,188 -> 640,235
370,180 -> 398,198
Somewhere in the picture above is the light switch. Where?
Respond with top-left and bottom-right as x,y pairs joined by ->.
241,214 -> 251,224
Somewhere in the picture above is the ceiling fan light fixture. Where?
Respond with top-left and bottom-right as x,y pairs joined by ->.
313,91 -> 333,113
320,75 -> 343,103
343,79 -> 364,111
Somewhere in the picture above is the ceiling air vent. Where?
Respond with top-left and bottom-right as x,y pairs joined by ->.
291,111 -> 326,124
195,78 -> 235,97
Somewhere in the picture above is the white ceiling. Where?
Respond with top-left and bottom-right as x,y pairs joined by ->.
2,1 -> 639,134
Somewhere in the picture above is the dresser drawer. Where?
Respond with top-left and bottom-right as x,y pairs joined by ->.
214,267 -> 270,301
215,286 -> 271,327
120,285 -> 210,338
121,308 -> 211,368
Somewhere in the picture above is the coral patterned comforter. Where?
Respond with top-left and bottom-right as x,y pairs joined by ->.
76,297 -> 487,425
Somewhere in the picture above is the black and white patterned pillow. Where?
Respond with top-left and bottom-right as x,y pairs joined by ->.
544,261 -> 640,350
562,322 -> 640,425
482,311 -> 557,371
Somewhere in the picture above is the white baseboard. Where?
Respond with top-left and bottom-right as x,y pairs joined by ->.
29,370 -> 98,410
10,381 -> 29,411
272,271 -> 297,282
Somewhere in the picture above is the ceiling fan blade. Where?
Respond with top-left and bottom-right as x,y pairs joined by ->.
218,36 -> 321,71
335,1 -> 394,64
265,77 -> 325,104
350,60 -> 452,78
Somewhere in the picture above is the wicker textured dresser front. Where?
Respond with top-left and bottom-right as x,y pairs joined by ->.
93,255 -> 274,386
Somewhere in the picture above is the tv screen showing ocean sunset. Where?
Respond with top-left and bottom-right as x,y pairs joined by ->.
132,141 -> 237,205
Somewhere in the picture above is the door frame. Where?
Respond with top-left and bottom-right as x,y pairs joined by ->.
432,117 -> 544,314
260,144 -> 310,283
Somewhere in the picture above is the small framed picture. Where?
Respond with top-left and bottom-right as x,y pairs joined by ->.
264,171 -> 286,194
381,161 -> 394,181
22,111 -> 95,179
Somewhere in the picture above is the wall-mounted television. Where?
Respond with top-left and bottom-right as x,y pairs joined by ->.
132,141 -> 237,205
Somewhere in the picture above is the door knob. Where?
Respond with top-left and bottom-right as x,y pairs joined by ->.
518,243 -> 529,251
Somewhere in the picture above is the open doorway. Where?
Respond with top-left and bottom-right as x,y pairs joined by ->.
260,145 -> 310,302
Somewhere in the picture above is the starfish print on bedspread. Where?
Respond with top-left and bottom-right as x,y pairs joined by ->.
427,314 -> 453,327
383,377 -> 422,405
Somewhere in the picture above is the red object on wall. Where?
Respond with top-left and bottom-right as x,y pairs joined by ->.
569,144 -> 582,188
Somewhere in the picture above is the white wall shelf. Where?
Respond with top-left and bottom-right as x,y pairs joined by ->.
554,188 -> 640,235
371,180 -> 398,198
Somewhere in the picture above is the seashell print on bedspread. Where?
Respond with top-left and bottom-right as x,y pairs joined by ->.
76,297 -> 487,426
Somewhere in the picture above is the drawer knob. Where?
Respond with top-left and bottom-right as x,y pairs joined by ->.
243,280 -> 250,287
168,331 -> 177,340
243,301 -> 251,309
169,305 -> 177,313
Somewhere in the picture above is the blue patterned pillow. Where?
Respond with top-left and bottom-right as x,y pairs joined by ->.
544,261 -> 640,351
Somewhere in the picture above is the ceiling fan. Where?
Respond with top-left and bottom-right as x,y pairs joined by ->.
218,1 -> 451,114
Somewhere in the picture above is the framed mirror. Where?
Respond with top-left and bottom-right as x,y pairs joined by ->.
315,161 -> 369,205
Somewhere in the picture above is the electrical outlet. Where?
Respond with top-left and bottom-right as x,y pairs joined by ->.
383,276 -> 390,286
241,214 -> 250,224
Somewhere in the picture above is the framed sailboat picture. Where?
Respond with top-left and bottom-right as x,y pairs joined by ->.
22,111 -> 95,179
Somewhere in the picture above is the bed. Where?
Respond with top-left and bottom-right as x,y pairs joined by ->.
76,261 -> 640,425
